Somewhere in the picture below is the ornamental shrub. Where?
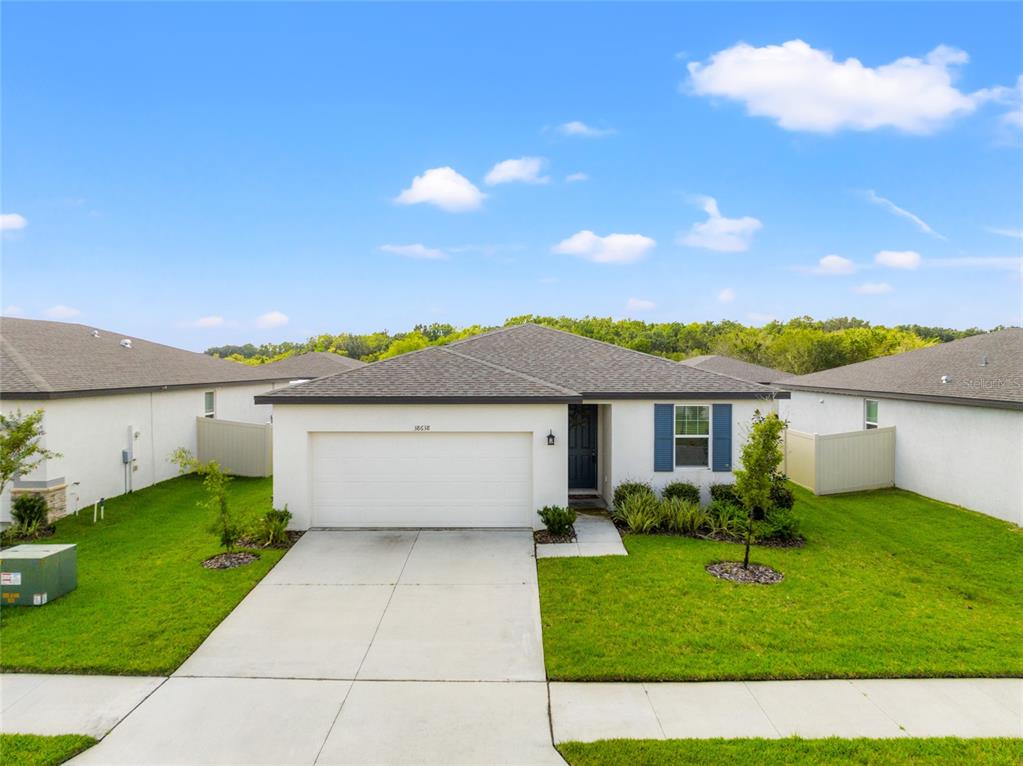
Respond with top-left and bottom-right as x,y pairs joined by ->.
11,492 -> 48,527
612,481 -> 655,513
709,483 -> 740,506
662,481 -> 700,504
252,506 -> 292,546
537,505 -> 577,536
659,497 -> 709,536
615,492 -> 661,533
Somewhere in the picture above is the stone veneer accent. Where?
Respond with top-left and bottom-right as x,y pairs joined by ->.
11,484 -> 68,522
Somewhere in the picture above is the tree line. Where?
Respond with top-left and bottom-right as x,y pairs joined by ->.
205,315 -> 994,376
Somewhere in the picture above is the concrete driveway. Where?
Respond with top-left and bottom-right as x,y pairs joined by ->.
74,530 -> 563,765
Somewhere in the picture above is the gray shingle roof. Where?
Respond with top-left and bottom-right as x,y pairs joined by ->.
779,329 -> 1023,409
254,352 -> 364,379
680,355 -> 791,386
1,317 -> 294,399
257,345 -> 580,403
257,323 -> 779,404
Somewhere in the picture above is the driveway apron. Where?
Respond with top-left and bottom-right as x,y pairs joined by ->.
73,529 -> 562,765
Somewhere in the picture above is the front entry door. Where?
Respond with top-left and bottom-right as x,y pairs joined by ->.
568,404 -> 598,490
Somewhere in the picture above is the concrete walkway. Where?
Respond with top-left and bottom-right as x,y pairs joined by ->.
68,530 -> 564,765
536,513 -> 626,558
550,678 -> 1023,742
0,674 -> 163,737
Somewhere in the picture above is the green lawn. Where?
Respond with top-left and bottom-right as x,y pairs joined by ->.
539,488 -> 1023,681
0,734 -> 96,766
557,738 -> 1023,766
0,475 -> 285,675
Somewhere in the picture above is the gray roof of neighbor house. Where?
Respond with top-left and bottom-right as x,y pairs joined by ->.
779,328 -> 1023,410
256,323 -> 782,404
680,355 -> 791,386
254,351 -> 365,379
0,317 -> 295,399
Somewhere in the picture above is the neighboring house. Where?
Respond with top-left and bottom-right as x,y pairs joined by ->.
256,323 -> 784,529
253,351 -> 364,383
0,318 -> 297,522
680,354 -> 790,386
780,329 -> 1022,525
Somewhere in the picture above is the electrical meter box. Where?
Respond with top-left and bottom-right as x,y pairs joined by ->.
0,544 -> 77,606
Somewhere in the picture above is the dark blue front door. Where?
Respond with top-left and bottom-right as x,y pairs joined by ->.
568,404 -> 598,490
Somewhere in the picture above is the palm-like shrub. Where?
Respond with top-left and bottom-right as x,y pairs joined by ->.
707,500 -> 748,540
11,492 -> 49,527
252,507 -> 292,546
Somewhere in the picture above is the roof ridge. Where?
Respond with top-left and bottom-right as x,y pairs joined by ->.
439,346 -> 580,396
1,336 -> 52,392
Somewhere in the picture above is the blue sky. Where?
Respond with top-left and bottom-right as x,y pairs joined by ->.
3,3 -> 1021,350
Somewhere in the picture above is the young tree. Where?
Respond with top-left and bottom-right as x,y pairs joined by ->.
732,410 -> 787,568
0,409 -> 61,497
170,448 -> 240,553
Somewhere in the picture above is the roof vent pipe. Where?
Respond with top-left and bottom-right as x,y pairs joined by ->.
940,374 -> 951,384
980,355 -> 989,366
120,338 -> 132,349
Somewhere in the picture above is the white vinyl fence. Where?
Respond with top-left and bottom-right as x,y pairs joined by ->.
783,426 -> 895,495
196,417 -> 272,477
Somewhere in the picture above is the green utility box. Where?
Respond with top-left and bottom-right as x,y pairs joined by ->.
0,544 -> 77,606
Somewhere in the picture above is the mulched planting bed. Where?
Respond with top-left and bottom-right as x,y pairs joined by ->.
535,528 -> 577,544
202,551 -> 260,570
706,561 -> 784,585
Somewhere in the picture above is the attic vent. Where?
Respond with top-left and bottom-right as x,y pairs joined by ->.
940,374 -> 951,384
120,339 -> 133,349
91,329 -> 100,338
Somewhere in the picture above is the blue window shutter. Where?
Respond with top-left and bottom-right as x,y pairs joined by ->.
712,404 -> 732,472
654,404 -> 674,472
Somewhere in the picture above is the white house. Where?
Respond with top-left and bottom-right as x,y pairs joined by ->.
256,323 -> 785,530
0,317 -> 307,522
779,329 -> 1023,525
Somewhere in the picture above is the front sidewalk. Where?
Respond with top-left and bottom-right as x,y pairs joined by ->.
551,678 -> 1023,742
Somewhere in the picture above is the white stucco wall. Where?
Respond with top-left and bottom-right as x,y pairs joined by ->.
270,403 -> 569,530
605,398 -> 768,503
1,381 -> 281,522
784,390 -> 1023,525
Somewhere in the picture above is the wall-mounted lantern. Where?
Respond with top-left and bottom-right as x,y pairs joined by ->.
546,430 -> 556,446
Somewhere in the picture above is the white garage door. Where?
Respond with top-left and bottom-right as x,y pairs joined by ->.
310,432 -> 533,527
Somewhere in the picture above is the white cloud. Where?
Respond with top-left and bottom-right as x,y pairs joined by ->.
484,157 -> 549,186
552,230 -> 656,264
813,254 -> 857,275
718,288 -> 736,303
0,213 -> 28,231
565,172 -> 590,183
45,305 -> 80,319
679,196 -> 762,253
394,167 -> 485,212
3,305 -> 24,316
986,226 -> 1023,240
557,121 -> 615,138
626,297 -> 656,311
193,315 -> 225,328
854,282 -> 894,294
687,40 -> 984,134
380,243 -> 448,260
255,310 -> 289,329
875,249 -> 922,269
864,190 -> 945,239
